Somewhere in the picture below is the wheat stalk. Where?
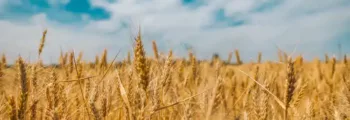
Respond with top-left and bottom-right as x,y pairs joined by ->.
235,49 -> 242,65
17,56 -> 29,120
38,29 -> 47,57
134,29 -> 150,93
285,57 -> 297,120
258,52 -> 262,64
227,52 -> 233,64
152,40 -> 159,60
1,53 -> 6,68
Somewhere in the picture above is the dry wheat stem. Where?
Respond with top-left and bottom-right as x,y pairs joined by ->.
237,69 -> 286,110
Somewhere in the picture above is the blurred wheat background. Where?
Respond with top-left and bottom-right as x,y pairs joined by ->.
0,29 -> 349,120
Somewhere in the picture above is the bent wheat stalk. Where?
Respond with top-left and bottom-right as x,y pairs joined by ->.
237,69 -> 286,110
115,68 -> 133,120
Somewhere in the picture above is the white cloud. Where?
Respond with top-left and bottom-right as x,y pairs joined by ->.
224,0 -> 256,15
88,0 -> 350,59
0,0 -> 349,63
0,14 -> 131,64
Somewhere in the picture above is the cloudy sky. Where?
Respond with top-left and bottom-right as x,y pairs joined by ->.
0,0 -> 349,63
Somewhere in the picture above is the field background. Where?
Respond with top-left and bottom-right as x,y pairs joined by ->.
0,31 -> 350,120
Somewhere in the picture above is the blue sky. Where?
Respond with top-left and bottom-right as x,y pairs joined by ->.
0,0 -> 349,63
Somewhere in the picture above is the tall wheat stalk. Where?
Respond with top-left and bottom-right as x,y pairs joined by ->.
17,56 -> 29,120
38,29 -> 47,57
285,58 -> 296,120
235,49 -> 242,65
152,40 -> 159,60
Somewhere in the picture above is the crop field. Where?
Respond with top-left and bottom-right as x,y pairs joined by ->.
0,30 -> 349,120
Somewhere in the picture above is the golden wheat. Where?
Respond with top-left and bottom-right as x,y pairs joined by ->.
0,31 -> 349,120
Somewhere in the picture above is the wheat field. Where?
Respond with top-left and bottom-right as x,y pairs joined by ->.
0,30 -> 349,120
